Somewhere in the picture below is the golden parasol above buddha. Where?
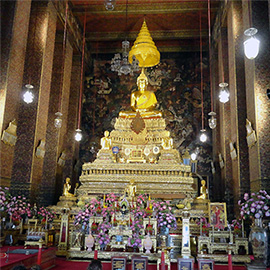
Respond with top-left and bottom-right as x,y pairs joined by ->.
119,20 -> 162,119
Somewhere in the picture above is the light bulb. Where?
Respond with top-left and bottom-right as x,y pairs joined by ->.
104,0 -> 115,11
191,153 -> 197,161
200,129 -> 207,142
244,28 -> 260,60
219,82 -> 229,103
75,129 -> 82,142
54,112 -> 63,129
23,84 -> 34,104
208,111 -> 217,129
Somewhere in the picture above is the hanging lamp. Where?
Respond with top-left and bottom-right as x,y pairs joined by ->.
218,26 -> 229,104
111,0 -> 139,75
23,84 -> 34,104
75,11 -> 87,142
54,2 -> 68,129
199,11 -> 207,143
207,0 -> 216,129
243,1 -> 260,59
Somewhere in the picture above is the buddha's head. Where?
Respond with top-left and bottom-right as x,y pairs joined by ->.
104,130 -> 109,137
137,69 -> 148,92
201,180 -> 206,186
66,177 -> 71,183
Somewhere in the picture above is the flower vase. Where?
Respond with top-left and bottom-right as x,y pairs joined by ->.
100,243 -> 106,251
143,234 -> 153,253
249,218 -> 267,266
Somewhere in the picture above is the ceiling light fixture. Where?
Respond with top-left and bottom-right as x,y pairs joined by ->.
104,0 -> 115,11
244,28 -> 260,60
207,0 -> 216,129
55,2 -> 68,129
199,11 -> 207,143
200,129 -> 207,143
23,84 -> 34,104
219,82 -> 229,103
243,1 -> 260,60
111,0 -> 139,75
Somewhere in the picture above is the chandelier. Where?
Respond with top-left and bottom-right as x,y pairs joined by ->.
111,40 -> 139,75
110,0 -> 139,75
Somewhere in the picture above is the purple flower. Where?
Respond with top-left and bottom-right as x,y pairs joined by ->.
255,213 -> 261,219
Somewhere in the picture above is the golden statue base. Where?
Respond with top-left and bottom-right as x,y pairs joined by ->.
56,196 -> 77,208
193,198 -> 210,211
78,110 -> 196,201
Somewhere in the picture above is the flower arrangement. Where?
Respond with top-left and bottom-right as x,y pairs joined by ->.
91,222 -> 98,232
128,232 -> 143,248
145,206 -> 153,216
96,221 -> 111,248
37,206 -> 56,223
6,195 -> 32,221
74,209 -> 91,226
0,187 -> 11,212
145,224 -> 153,235
238,190 -> 270,220
230,219 -> 242,235
153,201 -> 177,232
197,217 -> 211,235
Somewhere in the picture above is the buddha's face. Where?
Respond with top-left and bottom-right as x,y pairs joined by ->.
138,78 -> 147,92
104,131 -> 109,137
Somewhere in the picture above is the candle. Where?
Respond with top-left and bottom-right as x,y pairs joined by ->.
242,219 -> 244,237
45,215 -> 48,230
200,218 -> 202,236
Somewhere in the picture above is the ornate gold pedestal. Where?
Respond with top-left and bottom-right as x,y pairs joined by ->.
56,196 -> 77,208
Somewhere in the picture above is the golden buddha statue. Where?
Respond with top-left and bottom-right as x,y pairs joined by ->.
119,68 -> 162,119
63,178 -> 74,197
196,180 -> 208,200
100,130 -> 111,149
161,131 -> 173,150
121,179 -> 137,201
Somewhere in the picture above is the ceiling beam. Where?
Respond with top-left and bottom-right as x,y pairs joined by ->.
85,29 -> 208,41
71,2 -> 217,15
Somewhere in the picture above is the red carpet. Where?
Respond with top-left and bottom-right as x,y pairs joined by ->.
1,246 -> 251,270
52,257 -> 248,270
0,246 -> 55,270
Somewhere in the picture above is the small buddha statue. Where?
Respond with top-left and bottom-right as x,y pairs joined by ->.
161,131 -> 173,150
121,179 -> 137,201
63,177 -> 74,197
119,68 -> 162,118
196,180 -> 208,200
100,130 -> 111,150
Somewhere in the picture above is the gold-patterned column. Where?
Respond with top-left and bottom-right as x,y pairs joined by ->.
0,0 -> 31,187
10,2 -> 57,199
243,0 -> 270,192
29,2 -> 57,202
40,39 -> 74,206
217,28 -> 233,207
62,56 -> 81,185
227,1 -> 250,208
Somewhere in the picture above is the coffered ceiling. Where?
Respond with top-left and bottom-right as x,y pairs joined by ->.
68,0 -> 220,54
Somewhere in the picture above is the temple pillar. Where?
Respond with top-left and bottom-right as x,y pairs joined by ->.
243,0 -> 270,192
0,0 -> 31,187
217,27 -> 234,218
10,1 -> 57,201
211,46 -> 224,202
62,55 -> 81,187
227,1 -> 250,210
39,39 -> 74,206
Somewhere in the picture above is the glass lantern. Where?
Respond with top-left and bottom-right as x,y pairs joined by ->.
208,111 -> 217,129
244,28 -> 260,60
23,84 -> 34,104
54,112 -> 63,129
219,82 -> 229,103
